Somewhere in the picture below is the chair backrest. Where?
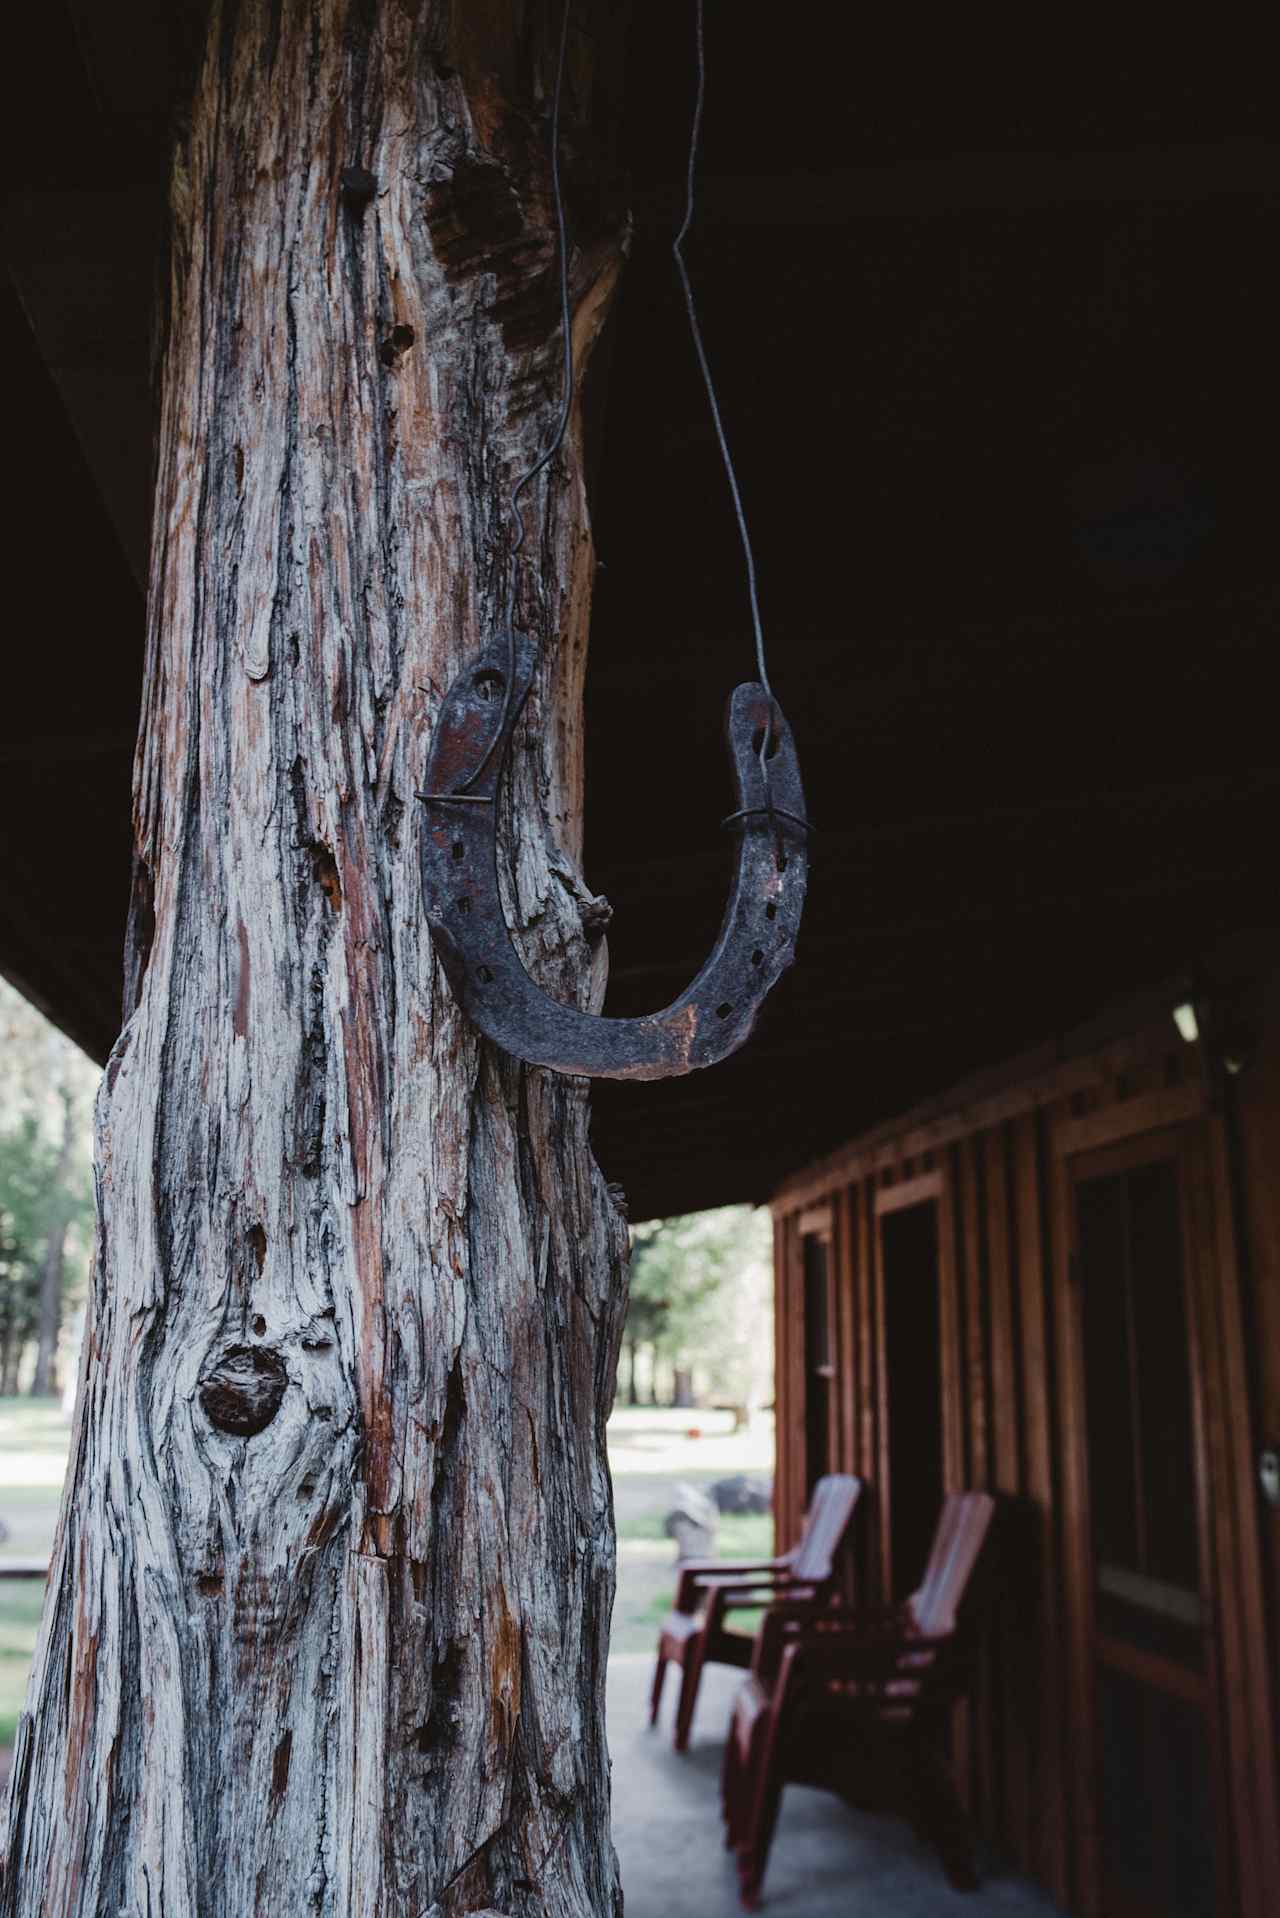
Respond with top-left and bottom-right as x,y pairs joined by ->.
790,1474 -> 863,1584
909,1491 -> 995,1635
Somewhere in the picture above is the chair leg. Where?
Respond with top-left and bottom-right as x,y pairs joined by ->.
674,1633 -> 707,1752
906,1739 -> 979,1892
649,1653 -> 669,1727
721,1731 -> 739,1848
736,1770 -> 784,1911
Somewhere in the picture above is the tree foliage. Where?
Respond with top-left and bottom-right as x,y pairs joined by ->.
0,981 -> 96,1394
625,1205 -> 772,1409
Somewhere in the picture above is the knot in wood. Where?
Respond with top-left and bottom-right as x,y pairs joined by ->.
199,1345 -> 288,1437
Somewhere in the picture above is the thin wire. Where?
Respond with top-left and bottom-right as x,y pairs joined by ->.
509,0 -> 575,587
450,0 -> 574,797
673,0 -> 775,778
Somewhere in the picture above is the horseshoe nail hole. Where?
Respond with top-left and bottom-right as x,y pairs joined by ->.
716,1001 -> 734,1019
457,896 -> 471,914
765,902 -> 778,921
751,725 -> 782,761
474,670 -> 504,703
195,1572 -> 223,1598
776,851 -> 788,874
297,1480 -> 318,1500
252,1314 -> 267,1337
476,964 -> 494,983
751,949 -> 764,968
451,841 -> 465,862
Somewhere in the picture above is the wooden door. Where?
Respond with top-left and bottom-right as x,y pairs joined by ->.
1068,1134 -> 1224,1917
875,1177 -> 947,1598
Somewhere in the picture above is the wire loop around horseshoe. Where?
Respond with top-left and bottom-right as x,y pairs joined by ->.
419,637 -> 809,1081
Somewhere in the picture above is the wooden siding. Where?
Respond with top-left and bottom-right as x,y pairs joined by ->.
772,1011 -> 1280,1918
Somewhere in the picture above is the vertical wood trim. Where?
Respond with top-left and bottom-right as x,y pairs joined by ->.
1012,1108 -> 1067,1904
1202,1116 -> 1280,1918
787,1214 -> 807,1541
959,1135 -> 989,1488
984,1123 -> 1029,1868
986,1128 -> 1020,1493
873,1187 -> 892,1599
834,1185 -> 857,1476
772,1211 -> 788,1554
1052,1141 -> 1100,1915
1178,1126 -> 1242,1918
854,1178 -> 878,1596
938,1152 -> 966,1497
937,1150 -> 973,1808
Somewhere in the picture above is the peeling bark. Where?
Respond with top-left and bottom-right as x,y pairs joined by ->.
1,3 -> 629,1913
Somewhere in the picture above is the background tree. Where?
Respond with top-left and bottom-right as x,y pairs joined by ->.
623,1206 -> 772,1416
0,982 -> 95,1397
0,3 -> 631,1914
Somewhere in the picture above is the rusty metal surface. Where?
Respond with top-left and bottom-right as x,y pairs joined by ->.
418,637 -> 808,1080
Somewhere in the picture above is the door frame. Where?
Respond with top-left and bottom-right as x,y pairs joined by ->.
873,1171 -> 963,1600
796,1204 -> 837,1509
1052,1097 -> 1275,1916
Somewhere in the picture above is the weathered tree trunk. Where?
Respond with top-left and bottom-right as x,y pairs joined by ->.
2,3 -> 629,1913
30,1086 -> 75,1398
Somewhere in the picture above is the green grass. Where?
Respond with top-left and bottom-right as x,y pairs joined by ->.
0,1396 -> 70,1747
610,1498 -> 774,1655
0,1583 -> 46,1746
0,1397 -> 74,1454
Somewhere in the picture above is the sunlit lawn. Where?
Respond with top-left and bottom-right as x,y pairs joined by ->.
606,1409 -> 775,1655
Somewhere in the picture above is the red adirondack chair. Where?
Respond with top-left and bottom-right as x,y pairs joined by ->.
721,1490 -> 997,1907
650,1473 -> 863,1753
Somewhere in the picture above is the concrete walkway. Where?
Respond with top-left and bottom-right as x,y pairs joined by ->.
608,1656 -> 1063,1917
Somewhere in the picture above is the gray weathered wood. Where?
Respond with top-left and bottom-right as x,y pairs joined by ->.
0,3 -> 629,1912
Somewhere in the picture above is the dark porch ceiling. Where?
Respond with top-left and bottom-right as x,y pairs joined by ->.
3,5 -> 1278,1220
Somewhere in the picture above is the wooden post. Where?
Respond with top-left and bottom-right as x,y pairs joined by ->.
0,4 -> 629,1913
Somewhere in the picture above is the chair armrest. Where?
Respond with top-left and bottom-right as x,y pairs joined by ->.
673,1559 -> 789,1613
775,1623 -> 979,1711
697,1576 -> 801,1632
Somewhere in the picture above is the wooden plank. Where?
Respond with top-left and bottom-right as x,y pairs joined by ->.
1012,1108 -> 1068,1903
1051,1081 -> 1203,1159
1226,992 -> 1280,1909
983,1123 -> 1028,1870
834,1185 -> 857,1475
873,1169 -> 943,1215
797,1203 -> 833,1237
1176,1126 -> 1244,1918
959,1135 -> 988,1490
873,1180 -> 893,1600
772,1211 -> 788,1553
787,1215 -> 808,1541
1094,1635 -> 1207,1709
854,1175 -> 878,1596
937,1151 -> 966,1496
985,1127 -> 1021,1491
1204,1115 -> 1280,1918
937,1149 -> 973,1810
1051,1140 -> 1099,1915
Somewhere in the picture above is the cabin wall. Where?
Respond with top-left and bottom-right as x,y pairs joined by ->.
772,1010 -> 1280,1918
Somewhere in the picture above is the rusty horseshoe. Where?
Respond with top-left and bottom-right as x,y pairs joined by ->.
418,634 -> 809,1080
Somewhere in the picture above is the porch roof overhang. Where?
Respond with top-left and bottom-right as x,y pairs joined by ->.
3,5 -> 1279,1222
